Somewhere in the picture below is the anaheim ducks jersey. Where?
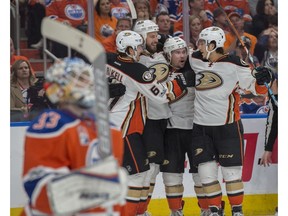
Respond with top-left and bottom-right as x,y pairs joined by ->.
45,0 -> 87,28
106,54 -> 184,137
139,52 -> 172,120
22,109 -> 124,216
166,61 -> 196,129
189,51 -> 267,126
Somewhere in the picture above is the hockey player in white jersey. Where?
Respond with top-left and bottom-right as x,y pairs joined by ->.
133,19 -> 171,215
106,30 -> 193,216
160,36 -> 200,216
189,26 -> 272,216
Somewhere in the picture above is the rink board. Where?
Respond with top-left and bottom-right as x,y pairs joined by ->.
11,115 -> 278,215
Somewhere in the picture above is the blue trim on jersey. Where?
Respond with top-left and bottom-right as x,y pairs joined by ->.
23,175 -> 48,203
241,114 -> 267,119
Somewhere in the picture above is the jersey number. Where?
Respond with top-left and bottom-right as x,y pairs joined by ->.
150,86 -> 160,96
33,112 -> 61,130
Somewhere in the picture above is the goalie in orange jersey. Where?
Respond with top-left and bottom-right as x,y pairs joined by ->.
21,57 -> 127,216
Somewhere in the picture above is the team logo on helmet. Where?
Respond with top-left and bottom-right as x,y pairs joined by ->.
123,32 -> 132,36
211,27 -> 220,31
137,20 -> 145,25
149,63 -> 169,83
196,71 -> 223,90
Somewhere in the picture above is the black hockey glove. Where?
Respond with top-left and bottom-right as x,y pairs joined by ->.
175,70 -> 194,90
107,77 -> 126,98
252,66 -> 273,85
108,83 -> 126,98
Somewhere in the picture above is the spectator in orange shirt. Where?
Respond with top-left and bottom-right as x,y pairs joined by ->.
45,0 -> 88,58
94,0 -> 118,44
224,10 -> 257,55
110,0 -> 130,19
102,16 -> 132,53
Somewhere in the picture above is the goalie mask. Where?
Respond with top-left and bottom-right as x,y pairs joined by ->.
44,57 -> 95,108
116,30 -> 144,61
133,20 -> 159,43
163,37 -> 188,64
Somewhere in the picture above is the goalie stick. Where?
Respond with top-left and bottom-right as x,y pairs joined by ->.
215,0 -> 278,106
41,17 -> 112,158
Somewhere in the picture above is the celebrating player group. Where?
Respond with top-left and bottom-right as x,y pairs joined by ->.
20,14 -> 274,216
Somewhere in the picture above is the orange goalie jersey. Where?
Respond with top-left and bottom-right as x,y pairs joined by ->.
21,109 -> 124,216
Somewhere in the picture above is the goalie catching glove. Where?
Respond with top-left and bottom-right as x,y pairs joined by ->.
252,66 -> 273,85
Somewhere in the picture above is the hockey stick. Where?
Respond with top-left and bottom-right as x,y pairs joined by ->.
215,0 -> 278,106
41,18 -> 112,157
126,0 -> 137,20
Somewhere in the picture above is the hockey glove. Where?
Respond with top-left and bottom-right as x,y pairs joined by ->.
107,77 -> 126,98
175,70 -> 194,90
252,66 -> 273,85
109,83 -> 126,98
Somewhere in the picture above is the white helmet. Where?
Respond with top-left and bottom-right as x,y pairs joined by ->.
163,37 -> 187,62
116,30 -> 143,53
133,20 -> 159,42
198,26 -> 226,48
116,30 -> 143,61
44,57 -> 95,108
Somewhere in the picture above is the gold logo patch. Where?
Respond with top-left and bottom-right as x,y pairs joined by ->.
196,71 -> 222,90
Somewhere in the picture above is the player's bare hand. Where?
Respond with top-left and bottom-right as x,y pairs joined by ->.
259,151 -> 273,167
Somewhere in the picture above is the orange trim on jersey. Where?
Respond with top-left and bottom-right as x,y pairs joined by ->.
117,55 -> 134,63
255,83 -> 268,95
167,80 -> 185,101
125,136 -> 139,173
121,94 -> 146,136
226,89 -> 241,124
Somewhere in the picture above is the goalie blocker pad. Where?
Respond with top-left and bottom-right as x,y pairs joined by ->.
47,156 -> 127,215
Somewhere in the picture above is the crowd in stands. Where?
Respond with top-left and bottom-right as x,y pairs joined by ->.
10,0 -> 278,121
